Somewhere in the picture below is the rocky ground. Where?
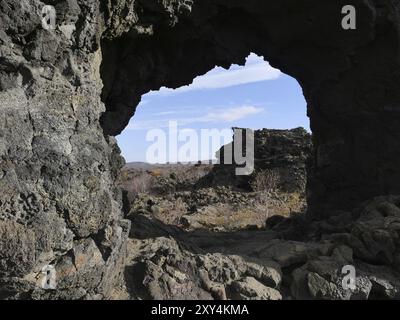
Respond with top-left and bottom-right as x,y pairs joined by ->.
118,164 -> 305,231
114,188 -> 400,300
113,129 -> 400,300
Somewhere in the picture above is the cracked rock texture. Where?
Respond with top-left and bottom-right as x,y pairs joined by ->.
1,0 -> 400,299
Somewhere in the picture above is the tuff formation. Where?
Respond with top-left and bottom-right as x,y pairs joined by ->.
1,0 -> 400,299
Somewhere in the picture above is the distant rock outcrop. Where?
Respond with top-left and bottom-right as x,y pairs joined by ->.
208,127 -> 311,194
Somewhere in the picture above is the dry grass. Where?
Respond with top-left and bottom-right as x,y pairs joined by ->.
131,174 -> 153,195
175,165 -> 212,183
146,169 -> 163,177
152,197 -> 189,225
250,169 -> 280,193
181,203 -> 270,231
180,190 -> 306,232
119,164 -> 213,196
119,169 -> 155,196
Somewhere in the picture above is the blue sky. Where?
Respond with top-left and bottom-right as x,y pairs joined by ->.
117,53 -> 310,163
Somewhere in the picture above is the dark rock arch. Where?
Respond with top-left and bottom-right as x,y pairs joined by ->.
0,0 -> 399,299
100,0 -> 400,215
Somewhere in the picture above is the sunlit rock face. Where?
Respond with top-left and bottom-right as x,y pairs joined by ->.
0,0 -> 400,299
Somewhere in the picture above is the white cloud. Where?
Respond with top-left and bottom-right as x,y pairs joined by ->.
127,119 -> 174,130
148,53 -> 281,95
127,105 -> 264,130
153,110 -> 179,116
203,106 -> 263,122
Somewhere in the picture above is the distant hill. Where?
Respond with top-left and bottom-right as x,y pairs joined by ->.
123,162 -> 155,170
123,160 -> 218,170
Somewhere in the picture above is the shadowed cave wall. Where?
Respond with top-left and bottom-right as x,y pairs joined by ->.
0,0 -> 400,299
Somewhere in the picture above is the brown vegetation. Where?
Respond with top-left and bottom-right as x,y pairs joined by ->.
119,163 -> 306,232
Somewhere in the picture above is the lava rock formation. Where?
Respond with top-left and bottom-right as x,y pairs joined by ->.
1,0 -> 400,299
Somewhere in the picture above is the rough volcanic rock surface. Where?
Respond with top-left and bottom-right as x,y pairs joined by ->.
0,0 -> 131,299
121,196 -> 400,300
120,236 -> 283,300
